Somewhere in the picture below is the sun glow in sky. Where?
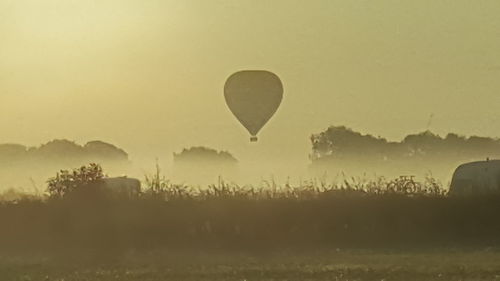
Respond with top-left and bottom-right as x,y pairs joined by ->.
1,0 -> 500,178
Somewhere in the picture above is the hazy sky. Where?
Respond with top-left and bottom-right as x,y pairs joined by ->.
1,0 -> 500,176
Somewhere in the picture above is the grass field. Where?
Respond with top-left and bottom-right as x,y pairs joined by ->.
3,171 -> 500,280
3,250 -> 500,281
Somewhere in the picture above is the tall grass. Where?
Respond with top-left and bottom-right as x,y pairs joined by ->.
1,173 -> 499,255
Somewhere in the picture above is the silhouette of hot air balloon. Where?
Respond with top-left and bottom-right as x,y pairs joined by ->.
224,70 -> 283,142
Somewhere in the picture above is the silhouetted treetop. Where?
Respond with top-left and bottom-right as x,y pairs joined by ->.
30,139 -> 86,161
84,141 -> 128,161
0,139 -> 128,166
0,144 -> 28,160
310,126 -> 391,160
0,139 -> 130,188
172,146 -> 238,185
311,126 -> 500,163
173,146 -> 237,164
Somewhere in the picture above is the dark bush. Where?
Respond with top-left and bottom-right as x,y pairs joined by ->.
46,163 -> 105,199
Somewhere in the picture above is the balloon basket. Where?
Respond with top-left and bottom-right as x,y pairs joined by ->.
250,136 -> 258,142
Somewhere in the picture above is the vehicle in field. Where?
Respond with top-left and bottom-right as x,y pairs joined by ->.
449,159 -> 500,195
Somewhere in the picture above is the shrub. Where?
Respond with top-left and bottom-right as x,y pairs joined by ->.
46,163 -> 105,198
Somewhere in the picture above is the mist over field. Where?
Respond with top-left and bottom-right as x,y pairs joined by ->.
2,0 -> 500,280
2,0 -> 500,186
2,126 -> 500,191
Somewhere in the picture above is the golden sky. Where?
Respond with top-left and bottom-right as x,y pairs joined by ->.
1,0 -> 500,176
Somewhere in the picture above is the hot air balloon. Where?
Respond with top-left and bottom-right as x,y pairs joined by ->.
224,70 -> 283,142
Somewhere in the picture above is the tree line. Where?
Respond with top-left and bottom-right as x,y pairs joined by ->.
310,126 -> 500,179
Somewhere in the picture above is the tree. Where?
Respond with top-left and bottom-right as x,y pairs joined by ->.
309,125 -> 500,180
46,163 -> 105,198
173,146 -> 238,184
173,146 -> 237,164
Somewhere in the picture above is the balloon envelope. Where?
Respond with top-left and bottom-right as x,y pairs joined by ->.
224,71 -> 283,141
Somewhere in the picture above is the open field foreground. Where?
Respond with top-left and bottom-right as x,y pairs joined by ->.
4,179 -> 500,280
3,250 -> 500,281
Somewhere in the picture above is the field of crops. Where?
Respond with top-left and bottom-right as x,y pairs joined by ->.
3,173 -> 500,280
2,175 -> 500,252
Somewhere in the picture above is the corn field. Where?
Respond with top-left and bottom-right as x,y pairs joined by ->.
1,172 -> 500,254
